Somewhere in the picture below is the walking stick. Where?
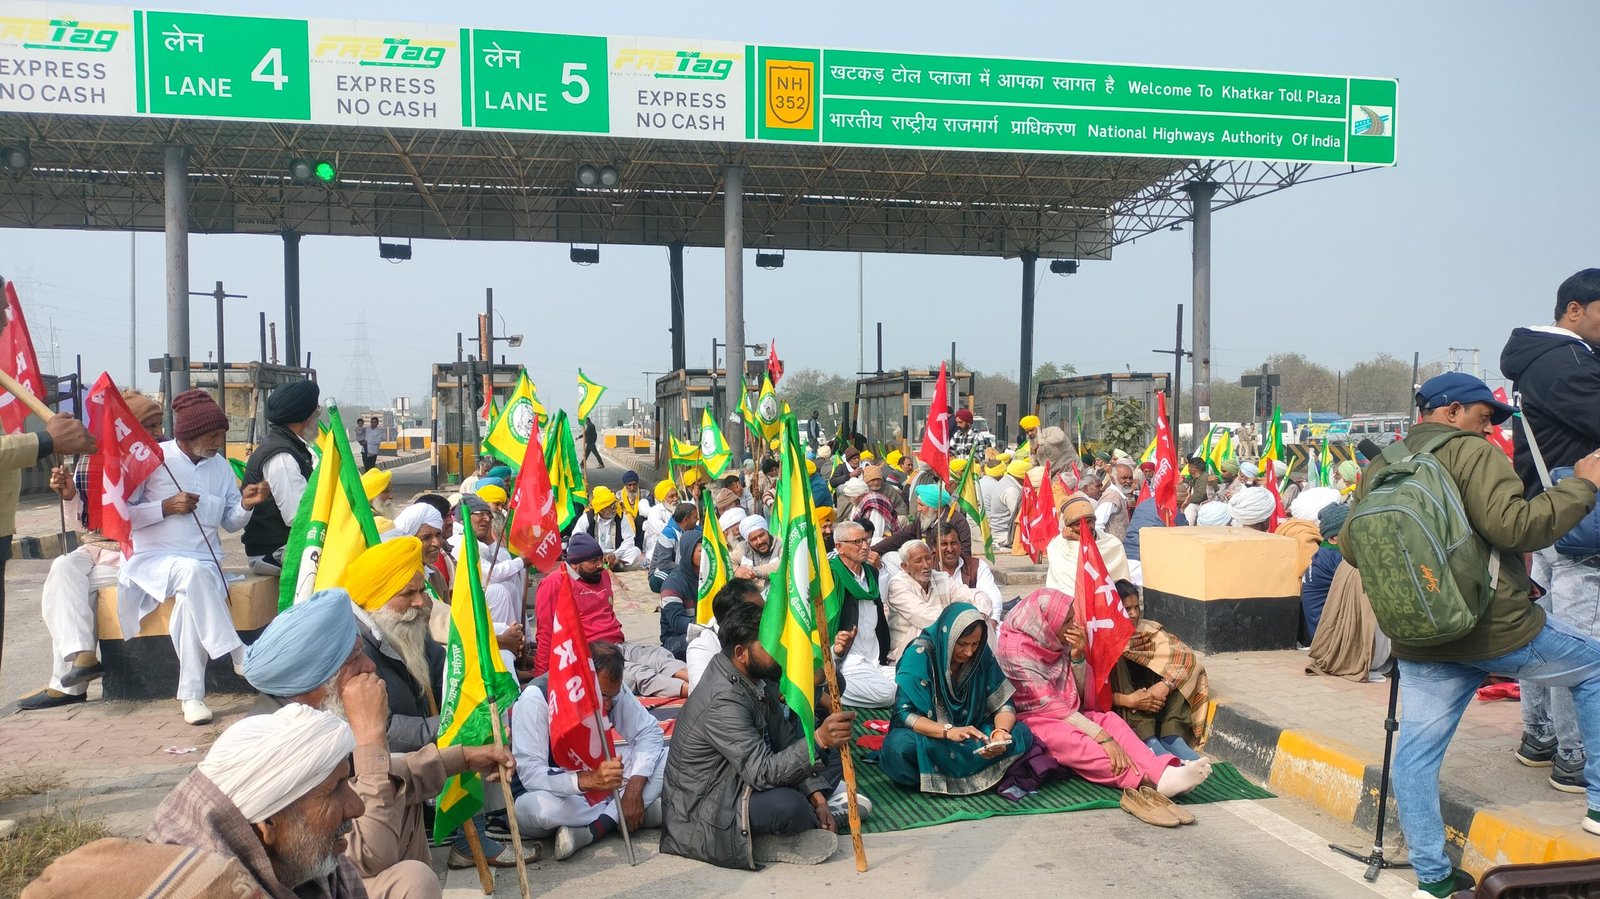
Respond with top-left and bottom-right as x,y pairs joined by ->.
812,577 -> 869,872
487,697 -> 535,899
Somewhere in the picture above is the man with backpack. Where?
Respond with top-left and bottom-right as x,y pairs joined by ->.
1341,372 -> 1600,899
1500,269 -> 1600,788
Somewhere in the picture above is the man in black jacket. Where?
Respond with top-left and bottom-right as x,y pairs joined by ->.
1501,268 -> 1600,788
1500,268 -> 1600,498
243,380 -> 320,574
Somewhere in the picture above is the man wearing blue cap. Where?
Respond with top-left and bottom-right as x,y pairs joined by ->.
243,589 -> 520,896
1341,372 -> 1600,899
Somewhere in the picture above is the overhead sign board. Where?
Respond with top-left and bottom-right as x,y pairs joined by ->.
0,2 -> 1397,166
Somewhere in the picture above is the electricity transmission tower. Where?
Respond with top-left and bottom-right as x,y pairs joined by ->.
338,313 -> 387,409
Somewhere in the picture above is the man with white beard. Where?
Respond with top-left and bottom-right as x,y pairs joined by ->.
341,538 -> 443,756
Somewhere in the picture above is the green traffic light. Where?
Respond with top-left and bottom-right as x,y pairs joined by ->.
313,161 -> 336,184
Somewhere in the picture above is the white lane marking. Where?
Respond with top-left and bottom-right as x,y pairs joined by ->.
1217,800 -> 1417,898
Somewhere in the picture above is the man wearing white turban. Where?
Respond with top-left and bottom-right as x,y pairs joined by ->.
148,704 -> 366,897
732,515 -> 781,591
384,501 -> 453,644
1227,486 -> 1277,531
1196,501 -> 1233,527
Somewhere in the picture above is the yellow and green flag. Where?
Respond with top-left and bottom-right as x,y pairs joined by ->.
1260,405 -> 1287,485
544,409 -> 585,529
576,369 -> 606,423
1139,437 -> 1158,465
696,488 -> 731,625
433,502 -> 521,842
1205,426 -> 1234,476
756,373 -> 783,441
279,407 -> 381,611
481,369 -> 540,470
758,413 -> 840,761
669,434 -> 702,469
736,375 -> 761,447
699,406 -> 731,478
951,448 -> 996,563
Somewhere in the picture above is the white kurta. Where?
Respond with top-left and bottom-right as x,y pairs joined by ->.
884,570 -> 983,662
117,441 -> 252,700
571,511 -> 643,568
1044,532 -> 1132,596
450,535 -> 528,628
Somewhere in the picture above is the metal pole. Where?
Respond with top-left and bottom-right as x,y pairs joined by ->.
1411,352 -> 1420,411
669,242 -> 686,370
1184,181 -> 1216,444
258,311 -> 267,363
282,231 -> 301,370
214,282 -> 225,408
1018,251 -> 1038,423
456,333 -> 465,484
1172,304 -> 1184,444
857,252 -> 865,376
723,164 -> 745,464
876,321 -> 883,375
164,145 -> 190,395
129,231 -> 137,390
482,288 -> 494,425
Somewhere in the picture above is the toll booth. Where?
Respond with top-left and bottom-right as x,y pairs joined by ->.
431,362 -> 522,485
853,369 -> 975,452
185,362 -> 318,461
654,369 -> 722,471
1033,372 -> 1169,447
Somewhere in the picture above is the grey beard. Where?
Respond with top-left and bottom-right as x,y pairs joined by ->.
316,678 -> 345,720
372,606 -> 434,700
270,812 -> 349,889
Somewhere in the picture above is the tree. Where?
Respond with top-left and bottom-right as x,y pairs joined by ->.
1259,353 -> 1339,412
777,368 -> 855,430
1032,361 -> 1077,384
1343,353 -> 1443,415
1099,396 -> 1150,455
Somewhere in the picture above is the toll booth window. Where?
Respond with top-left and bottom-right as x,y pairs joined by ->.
910,382 -> 923,399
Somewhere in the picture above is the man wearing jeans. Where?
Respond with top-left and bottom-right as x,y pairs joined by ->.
1343,372 -> 1600,899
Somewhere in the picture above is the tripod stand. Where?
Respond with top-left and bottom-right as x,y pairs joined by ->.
1331,665 -> 1412,881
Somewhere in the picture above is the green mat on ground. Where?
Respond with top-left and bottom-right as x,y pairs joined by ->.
845,709 -> 1273,834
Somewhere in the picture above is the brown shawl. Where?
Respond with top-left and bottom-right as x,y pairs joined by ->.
146,772 -> 367,899
1122,619 -> 1212,746
1305,562 -> 1378,682
23,838 -> 267,899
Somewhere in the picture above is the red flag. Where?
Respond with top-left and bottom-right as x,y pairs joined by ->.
1151,391 -> 1179,526
1487,388 -> 1516,460
85,373 -> 164,553
1262,467 -> 1287,531
0,282 -> 46,434
1136,480 -> 1152,505
918,362 -> 951,481
1016,485 -> 1039,562
1028,460 -> 1061,554
1075,518 -> 1134,713
506,420 -> 562,572
546,574 -> 617,804
766,339 -> 784,386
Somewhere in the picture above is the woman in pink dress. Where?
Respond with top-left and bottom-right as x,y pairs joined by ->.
997,587 -> 1212,826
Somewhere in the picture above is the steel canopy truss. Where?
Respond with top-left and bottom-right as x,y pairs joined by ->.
0,114 -> 1378,259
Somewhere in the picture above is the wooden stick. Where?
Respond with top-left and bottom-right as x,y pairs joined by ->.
811,582 -> 868,872
487,697 -> 534,899
458,819 -> 497,895
0,368 -> 54,421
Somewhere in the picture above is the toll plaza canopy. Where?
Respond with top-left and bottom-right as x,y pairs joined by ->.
0,2 -> 1398,446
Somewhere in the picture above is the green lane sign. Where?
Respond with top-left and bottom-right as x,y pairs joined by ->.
464,29 -> 607,132
137,10 -> 309,120
2,3 -> 1396,166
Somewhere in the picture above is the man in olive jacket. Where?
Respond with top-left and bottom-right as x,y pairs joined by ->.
660,599 -> 854,869
1341,372 -> 1600,899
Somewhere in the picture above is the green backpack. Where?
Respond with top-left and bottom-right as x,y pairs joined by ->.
1345,431 -> 1501,646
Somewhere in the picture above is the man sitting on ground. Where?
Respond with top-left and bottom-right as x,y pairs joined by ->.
512,641 -> 668,861
21,390 -> 162,711
118,389 -> 269,725
885,540 -> 982,661
242,379 -> 319,575
661,600 -> 855,869
242,588 -> 522,890
343,538 -> 444,754
571,486 -> 644,570
830,522 -> 897,708
732,515 -> 782,588
533,533 -> 688,698
146,703 -> 366,897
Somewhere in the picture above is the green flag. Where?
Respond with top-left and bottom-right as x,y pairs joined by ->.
951,448 -> 995,563
696,488 -> 731,625
279,409 -> 381,611
699,406 -> 731,478
433,500 -> 522,842
544,410 -> 585,529
758,413 -> 840,762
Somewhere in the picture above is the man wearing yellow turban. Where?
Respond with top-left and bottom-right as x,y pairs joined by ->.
362,467 -> 395,532
341,538 -> 442,754
572,485 -> 644,570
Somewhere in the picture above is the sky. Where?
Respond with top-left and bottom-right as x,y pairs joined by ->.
4,0 -> 1598,414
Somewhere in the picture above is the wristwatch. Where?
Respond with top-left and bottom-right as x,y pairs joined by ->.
941,722 -> 953,739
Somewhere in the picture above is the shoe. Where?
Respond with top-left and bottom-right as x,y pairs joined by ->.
447,839 -> 539,869
58,662 -> 105,690
1551,755 -> 1589,794
1119,788 -> 1181,827
482,813 -> 512,843
1583,809 -> 1600,837
827,786 -> 872,829
554,825 -> 594,861
1139,785 -> 1195,825
17,690 -> 86,711
642,799 -> 663,829
752,829 -> 838,865
1412,867 -> 1475,898
1515,732 -> 1558,767
181,700 -> 213,725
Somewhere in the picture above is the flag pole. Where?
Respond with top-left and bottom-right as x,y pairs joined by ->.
0,368 -> 55,421
423,688 -> 494,895
593,704 -> 638,866
156,459 -> 229,587
811,569 -> 868,872
486,697 -> 534,899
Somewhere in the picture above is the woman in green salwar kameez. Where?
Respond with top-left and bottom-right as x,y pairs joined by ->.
881,603 -> 1034,795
